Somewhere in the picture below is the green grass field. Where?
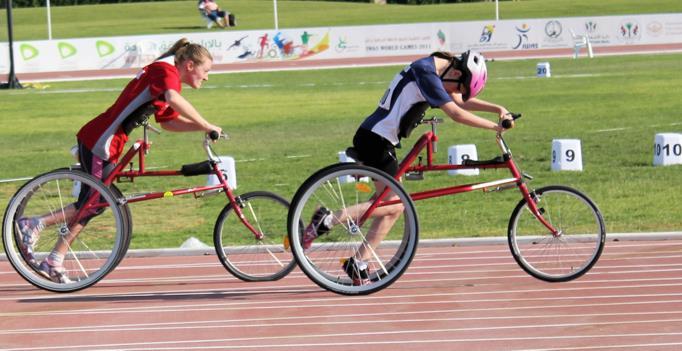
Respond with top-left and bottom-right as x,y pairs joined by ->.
1,0 -> 682,41
1,53 -> 681,249
1,0 -> 681,250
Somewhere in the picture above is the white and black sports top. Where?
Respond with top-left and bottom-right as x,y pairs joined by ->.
359,56 -> 452,145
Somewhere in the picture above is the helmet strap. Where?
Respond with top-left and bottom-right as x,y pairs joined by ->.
440,57 -> 463,84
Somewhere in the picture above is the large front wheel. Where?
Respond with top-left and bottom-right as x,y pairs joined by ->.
2,169 -> 129,292
288,163 -> 419,295
213,191 -> 295,281
508,185 -> 606,282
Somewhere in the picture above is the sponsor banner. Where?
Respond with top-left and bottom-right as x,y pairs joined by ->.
1,13 -> 681,75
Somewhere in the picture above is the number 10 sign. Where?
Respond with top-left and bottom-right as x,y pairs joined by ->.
654,133 -> 682,166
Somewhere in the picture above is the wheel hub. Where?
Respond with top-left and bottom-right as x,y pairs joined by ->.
58,225 -> 70,237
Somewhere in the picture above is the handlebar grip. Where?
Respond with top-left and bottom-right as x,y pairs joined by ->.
501,113 -> 522,129
209,131 -> 220,140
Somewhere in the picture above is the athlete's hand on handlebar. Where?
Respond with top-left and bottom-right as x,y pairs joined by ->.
208,130 -> 229,141
500,112 -> 522,130
205,124 -> 225,141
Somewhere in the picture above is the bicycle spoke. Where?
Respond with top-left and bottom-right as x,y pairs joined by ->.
260,241 -> 285,268
62,236 -> 90,279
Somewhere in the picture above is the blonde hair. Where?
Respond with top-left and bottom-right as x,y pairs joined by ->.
158,38 -> 213,64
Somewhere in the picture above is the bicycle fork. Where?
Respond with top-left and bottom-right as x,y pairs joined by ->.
212,164 -> 265,241
518,183 -> 560,237
502,156 -> 561,237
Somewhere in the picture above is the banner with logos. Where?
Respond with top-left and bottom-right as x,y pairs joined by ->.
1,13 -> 681,75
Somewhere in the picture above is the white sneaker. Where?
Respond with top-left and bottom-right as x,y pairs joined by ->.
17,217 -> 44,265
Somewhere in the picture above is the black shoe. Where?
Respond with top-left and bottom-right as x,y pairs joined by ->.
342,257 -> 370,286
302,207 -> 332,249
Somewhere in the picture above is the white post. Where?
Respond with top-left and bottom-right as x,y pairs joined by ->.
46,0 -> 52,40
273,0 -> 279,30
495,0 -> 499,21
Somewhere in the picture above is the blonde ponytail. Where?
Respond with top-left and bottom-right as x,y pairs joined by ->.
157,38 -> 213,64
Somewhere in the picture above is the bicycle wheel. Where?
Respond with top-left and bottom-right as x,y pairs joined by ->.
288,163 -> 418,295
2,169 -> 128,292
213,191 -> 295,281
508,185 -> 605,282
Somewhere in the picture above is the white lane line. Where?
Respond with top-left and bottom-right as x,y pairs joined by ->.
4,309 -> 682,336
109,340 -> 682,351
0,177 -> 32,183
3,264 -> 682,290
7,81 -> 388,96
522,342 -> 682,351
8,71 -> 630,97
590,121 -> 681,133
3,242 -> 679,275
3,257 -> 682,298
496,73 -> 619,80
5,325 -> 682,351
593,127 -> 630,133
2,245 -> 682,283
3,287 -> 682,317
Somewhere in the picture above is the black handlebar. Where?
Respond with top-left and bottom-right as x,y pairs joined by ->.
501,113 -> 522,129
208,130 -> 220,140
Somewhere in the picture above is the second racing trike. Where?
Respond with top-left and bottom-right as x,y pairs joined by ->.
287,114 -> 606,295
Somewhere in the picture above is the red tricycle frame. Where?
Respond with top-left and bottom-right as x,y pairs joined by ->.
73,124 -> 263,239
361,117 -> 558,236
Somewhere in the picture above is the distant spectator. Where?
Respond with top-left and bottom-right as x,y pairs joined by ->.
198,0 -> 236,29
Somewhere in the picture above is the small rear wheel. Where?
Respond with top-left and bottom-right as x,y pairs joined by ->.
213,191 -> 295,281
508,185 -> 605,282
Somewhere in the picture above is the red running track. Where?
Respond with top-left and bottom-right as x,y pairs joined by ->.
2,238 -> 682,350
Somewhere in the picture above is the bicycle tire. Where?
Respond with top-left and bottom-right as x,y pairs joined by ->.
2,169 -> 128,292
508,185 -> 606,282
213,191 -> 295,281
287,163 -> 419,295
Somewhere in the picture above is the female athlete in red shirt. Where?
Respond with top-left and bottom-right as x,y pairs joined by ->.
18,38 -> 222,283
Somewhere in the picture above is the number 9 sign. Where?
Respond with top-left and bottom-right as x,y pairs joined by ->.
551,139 -> 583,171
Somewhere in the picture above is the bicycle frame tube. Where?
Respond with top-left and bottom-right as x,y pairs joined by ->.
362,129 -> 559,235
399,132 -> 518,201
86,137 -> 265,239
